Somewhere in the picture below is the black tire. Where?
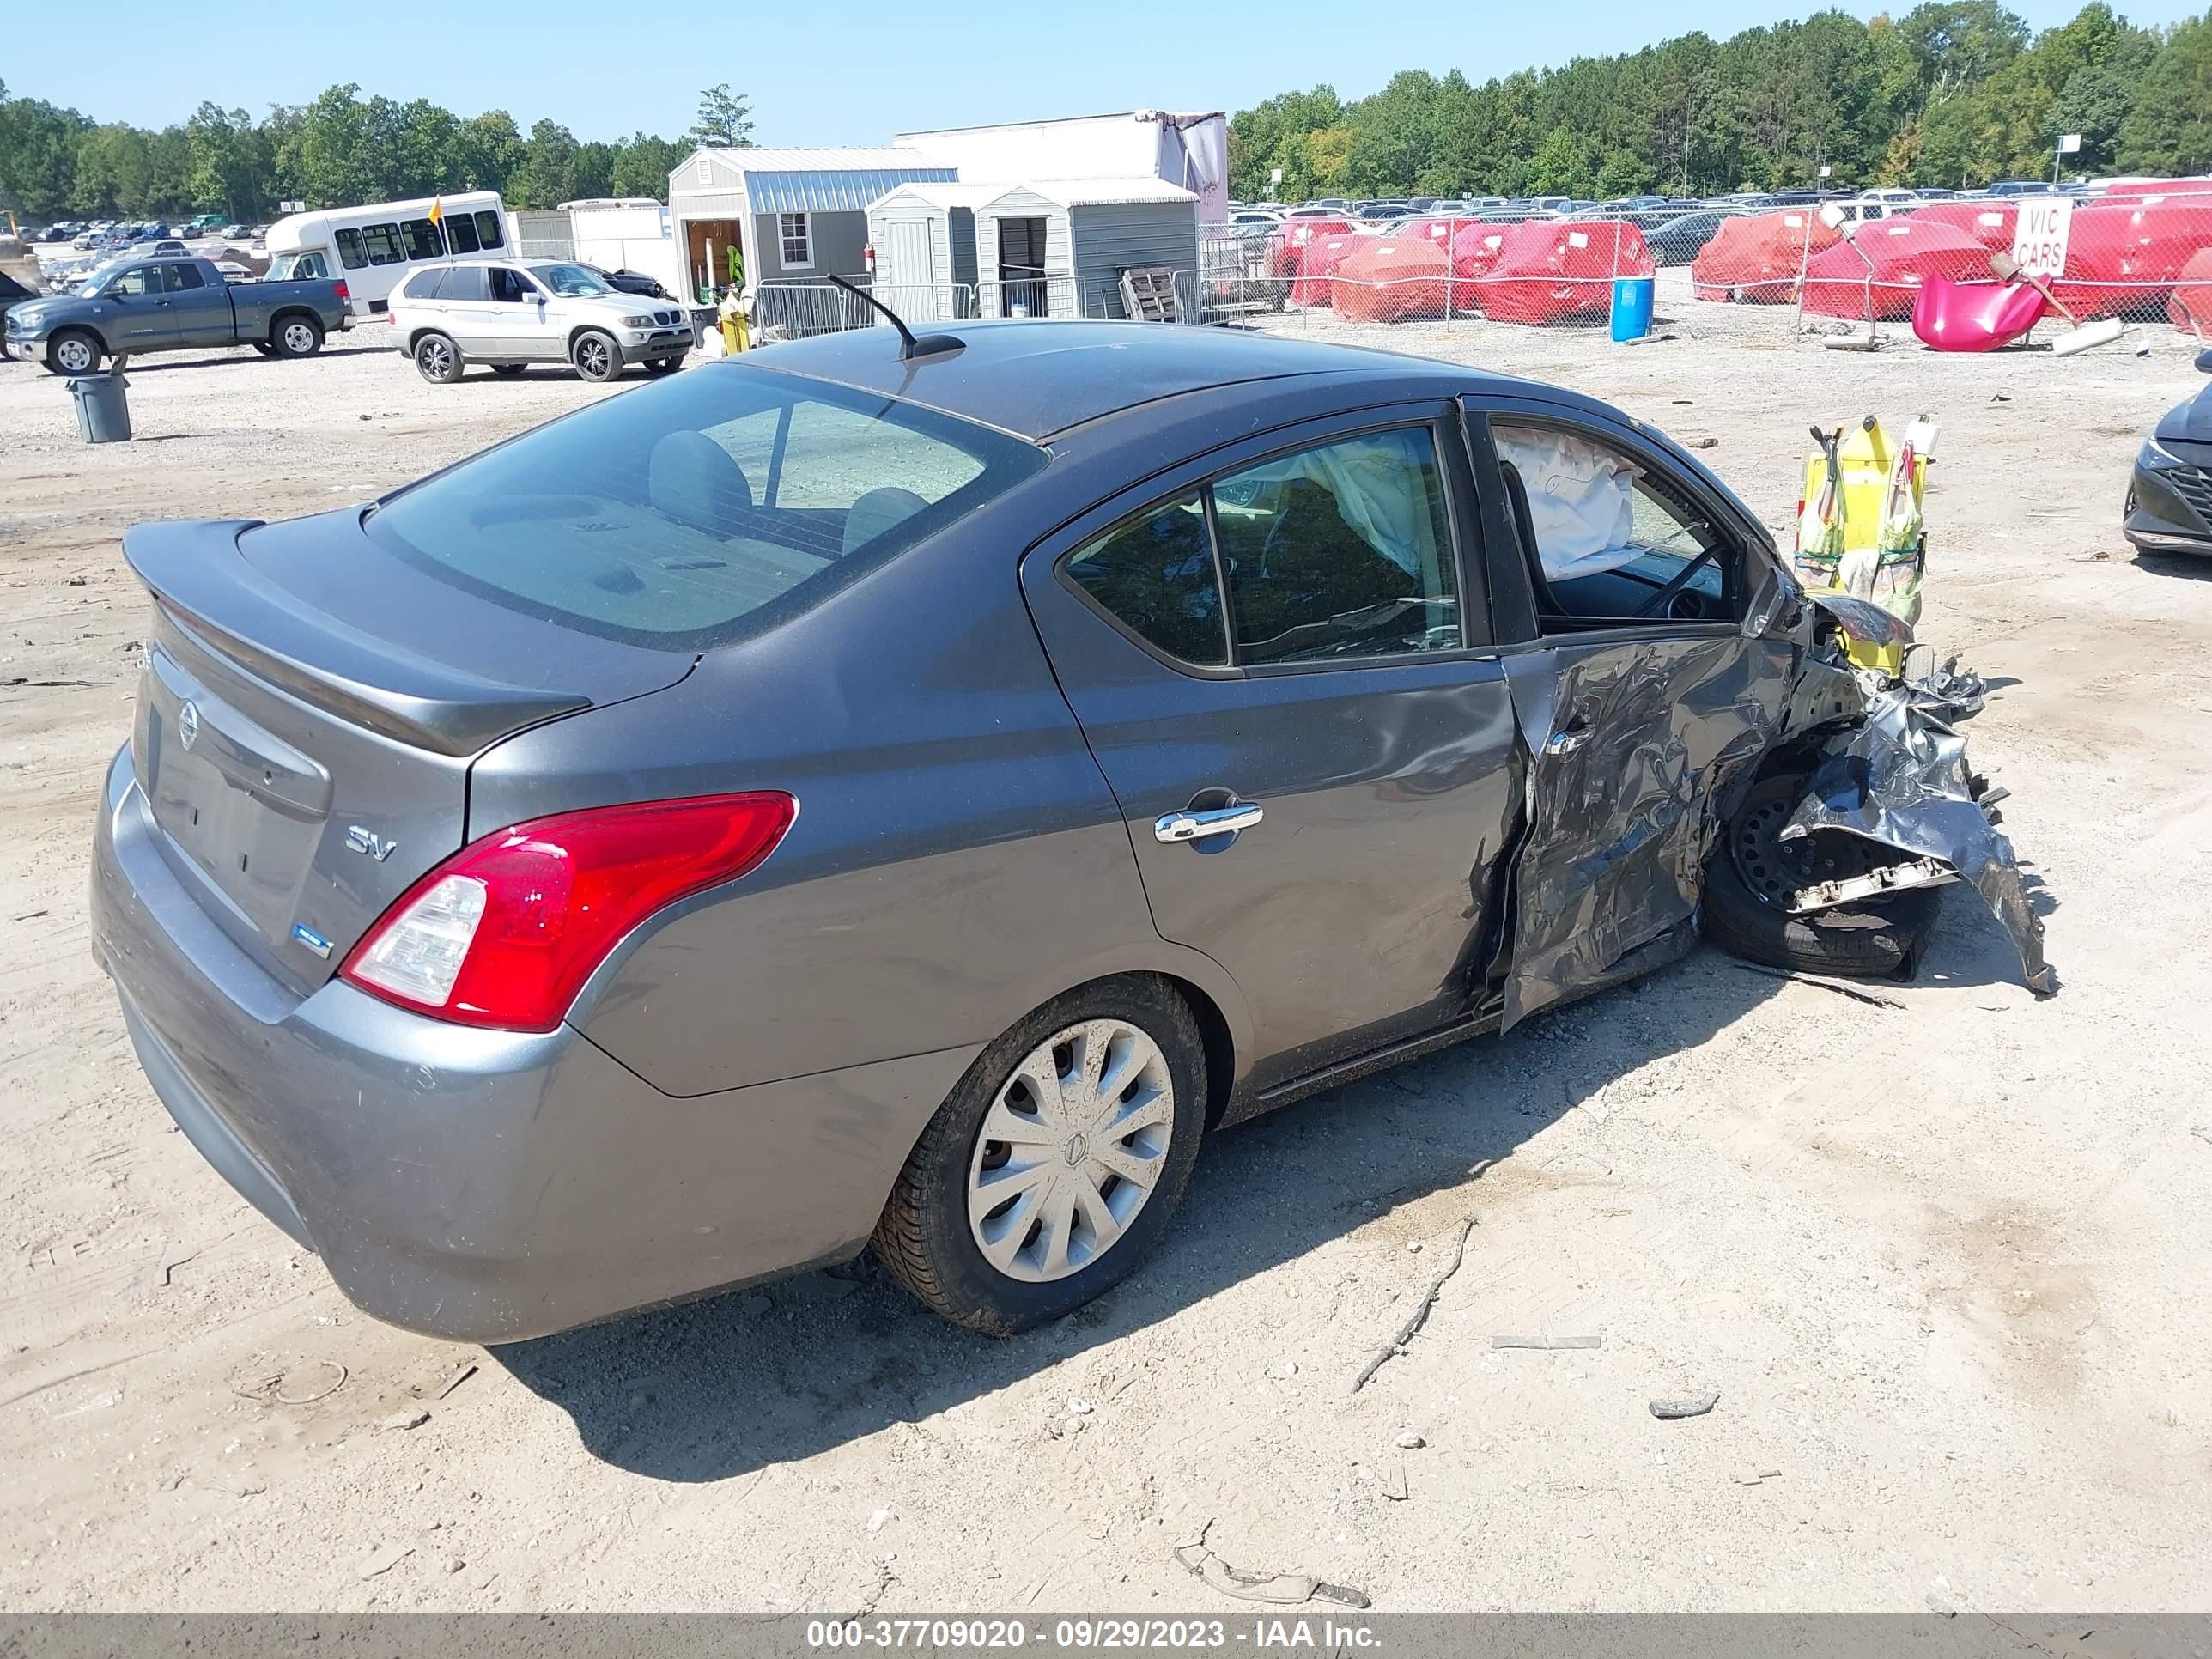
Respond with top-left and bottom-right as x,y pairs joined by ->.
489,363 -> 526,377
1701,771 -> 1942,979
270,313 -> 323,358
643,356 -> 683,375
873,975 -> 1208,1334
571,329 -> 622,383
45,328 -> 101,376
414,332 -> 463,384
251,341 -> 276,357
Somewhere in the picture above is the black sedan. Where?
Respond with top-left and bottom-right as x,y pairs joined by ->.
1648,207 -> 1744,264
581,263 -> 674,300
2125,347 -> 2212,556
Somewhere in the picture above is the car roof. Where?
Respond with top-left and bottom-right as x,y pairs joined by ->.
732,319 -> 1520,441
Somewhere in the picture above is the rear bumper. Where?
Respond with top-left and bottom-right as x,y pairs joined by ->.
90,746 -> 975,1343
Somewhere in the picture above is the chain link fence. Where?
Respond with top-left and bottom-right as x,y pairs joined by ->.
748,185 -> 2212,349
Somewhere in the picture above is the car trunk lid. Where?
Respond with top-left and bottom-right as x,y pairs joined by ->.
125,513 -> 694,994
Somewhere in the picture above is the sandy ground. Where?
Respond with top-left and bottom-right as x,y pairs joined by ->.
3,295 -> 2210,1616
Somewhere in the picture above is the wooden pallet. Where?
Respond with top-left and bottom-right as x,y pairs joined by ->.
1120,267 -> 1182,324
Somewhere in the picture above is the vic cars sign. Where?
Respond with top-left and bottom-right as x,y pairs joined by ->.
2010,197 -> 2074,281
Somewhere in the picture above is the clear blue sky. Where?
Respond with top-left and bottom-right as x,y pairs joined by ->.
10,0 -> 2198,143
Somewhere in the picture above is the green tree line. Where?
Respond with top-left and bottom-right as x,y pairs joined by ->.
1230,2 -> 2212,201
0,81 -> 757,222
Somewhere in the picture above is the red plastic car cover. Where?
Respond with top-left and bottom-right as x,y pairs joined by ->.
2170,246 -> 2212,334
1291,231 -> 1365,307
2051,194 -> 2212,320
1278,216 -> 1353,280
1462,219 -> 1654,325
1906,199 -> 2018,251
1691,210 -> 1841,302
1802,220 -> 1992,320
1334,236 -> 1453,322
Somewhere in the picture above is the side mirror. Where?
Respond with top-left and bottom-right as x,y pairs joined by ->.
1741,561 -> 1802,640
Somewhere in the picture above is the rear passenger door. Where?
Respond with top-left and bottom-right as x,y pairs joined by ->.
434,264 -> 495,356
1468,398 -> 1792,1028
161,261 -> 232,347
1022,406 -> 1523,1098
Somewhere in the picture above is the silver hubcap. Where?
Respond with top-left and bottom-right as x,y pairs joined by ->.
57,339 -> 91,371
967,1019 -> 1175,1283
580,339 -> 610,374
422,341 -> 452,375
283,322 -> 315,353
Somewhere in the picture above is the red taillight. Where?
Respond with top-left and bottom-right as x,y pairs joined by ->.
333,280 -> 349,302
341,793 -> 796,1032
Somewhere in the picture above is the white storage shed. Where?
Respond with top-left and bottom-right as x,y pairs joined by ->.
972,178 -> 1200,319
561,198 -> 684,295
863,182 -> 1001,321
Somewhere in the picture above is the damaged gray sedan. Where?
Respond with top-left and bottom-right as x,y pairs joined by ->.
90,322 -> 2050,1345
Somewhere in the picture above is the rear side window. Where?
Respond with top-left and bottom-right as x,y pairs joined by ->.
1215,429 -> 1458,664
446,216 -> 482,254
402,218 -> 442,260
362,223 -> 404,265
363,365 -> 1047,651
443,264 -> 489,302
162,262 -> 205,292
472,210 -> 505,250
399,268 -> 445,301
1062,424 -> 1466,669
335,229 -> 368,270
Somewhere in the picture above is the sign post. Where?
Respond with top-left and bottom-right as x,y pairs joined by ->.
2053,131 -> 2081,185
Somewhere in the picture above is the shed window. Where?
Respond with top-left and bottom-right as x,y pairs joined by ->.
778,213 -> 811,268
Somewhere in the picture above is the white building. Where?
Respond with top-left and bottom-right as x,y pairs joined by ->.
895,112 -> 1229,225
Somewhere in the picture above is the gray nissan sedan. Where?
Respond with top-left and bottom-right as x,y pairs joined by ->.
91,319 -> 2050,1343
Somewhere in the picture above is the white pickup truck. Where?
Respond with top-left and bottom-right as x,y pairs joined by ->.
387,259 -> 694,384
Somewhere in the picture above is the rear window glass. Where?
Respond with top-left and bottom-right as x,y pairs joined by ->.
362,365 -> 1048,651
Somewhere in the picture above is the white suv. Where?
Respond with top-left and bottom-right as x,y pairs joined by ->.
390,260 -> 694,384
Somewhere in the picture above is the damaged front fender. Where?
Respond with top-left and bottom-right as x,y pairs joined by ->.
1781,685 -> 2057,995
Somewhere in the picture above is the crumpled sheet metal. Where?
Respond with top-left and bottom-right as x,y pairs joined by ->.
1782,686 -> 2055,994
1502,635 -> 1787,1029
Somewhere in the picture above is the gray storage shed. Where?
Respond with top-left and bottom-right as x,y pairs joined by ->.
973,177 -> 1199,319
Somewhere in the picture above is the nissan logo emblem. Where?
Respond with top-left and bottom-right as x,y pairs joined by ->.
177,701 -> 200,751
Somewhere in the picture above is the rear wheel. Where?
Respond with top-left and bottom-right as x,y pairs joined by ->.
873,976 -> 1207,1334
1701,771 -> 1942,979
271,314 -> 323,358
571,330 -> 621,383
413,332 -> 463,384
46,329 -> 101,375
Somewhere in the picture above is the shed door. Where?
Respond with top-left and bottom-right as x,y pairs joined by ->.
998,216 -> 1050,316
878,217 -> 940,321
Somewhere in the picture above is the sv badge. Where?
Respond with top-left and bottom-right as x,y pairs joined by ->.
344,825 -> 400,862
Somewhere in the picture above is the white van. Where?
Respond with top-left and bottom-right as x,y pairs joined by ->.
264,191 -> 513,317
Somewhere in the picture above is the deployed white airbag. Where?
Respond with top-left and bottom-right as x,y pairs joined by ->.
1493,427 -> 1644,581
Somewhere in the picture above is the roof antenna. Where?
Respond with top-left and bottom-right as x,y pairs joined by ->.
828,275 -> 964,361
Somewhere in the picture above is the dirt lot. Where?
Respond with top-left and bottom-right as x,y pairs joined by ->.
3,301 -> 2210,1615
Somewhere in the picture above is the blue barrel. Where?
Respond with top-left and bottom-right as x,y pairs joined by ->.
1610,276 -> 1655,342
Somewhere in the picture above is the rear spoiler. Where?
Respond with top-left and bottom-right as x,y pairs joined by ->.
124,520 -> 590,756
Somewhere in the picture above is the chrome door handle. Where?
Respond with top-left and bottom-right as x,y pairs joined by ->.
1544,720 -> 1592,757
1154,802 -> 1265,843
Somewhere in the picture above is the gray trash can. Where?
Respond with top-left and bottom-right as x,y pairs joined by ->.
68,371 -> 131,443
